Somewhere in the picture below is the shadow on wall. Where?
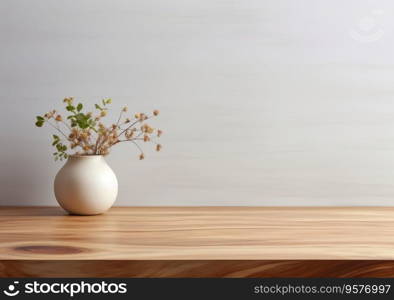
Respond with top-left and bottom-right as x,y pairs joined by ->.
0,148 -> 56,206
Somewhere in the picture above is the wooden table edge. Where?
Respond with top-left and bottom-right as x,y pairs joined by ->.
1,260 -> 394,278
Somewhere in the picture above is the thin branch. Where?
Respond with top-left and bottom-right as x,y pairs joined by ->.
60,120 -> 72,131
113,131 -> 144,147
116,111 -> 123,127
118,115 -> 153,137
96,133 -> 109,154
114,138 -> 144,144
118,120 -> 140,137
94,135 -> 101,155
130,140 -> 144,154
46,120 -> 69,140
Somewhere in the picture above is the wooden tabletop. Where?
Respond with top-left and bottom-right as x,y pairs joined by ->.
1,206 -> 394,277
1,206 -> 394,260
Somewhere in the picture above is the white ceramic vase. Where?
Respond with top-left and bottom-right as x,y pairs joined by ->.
54,155 -> 118,215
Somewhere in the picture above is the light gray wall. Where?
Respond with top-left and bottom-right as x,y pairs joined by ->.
1,0 -> 394,206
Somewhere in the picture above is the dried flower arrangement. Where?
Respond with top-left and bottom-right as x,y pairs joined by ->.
35,97 -> 162,161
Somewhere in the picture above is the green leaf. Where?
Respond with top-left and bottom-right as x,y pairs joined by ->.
106,98 -> 112,104
52,135 -> 60,145
36,116 -> 44,121
88,119 -> 96,126
77,103 -> 83,112
62,145 -> 67,151
75,113 -> 90,129
66,105 -> 75,112
95,104 -> 102,111
35,121 -> 44,127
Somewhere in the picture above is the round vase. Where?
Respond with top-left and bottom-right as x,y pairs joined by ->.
54,155 -> 118,215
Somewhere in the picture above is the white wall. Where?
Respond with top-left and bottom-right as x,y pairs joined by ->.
1,0 -> 394,206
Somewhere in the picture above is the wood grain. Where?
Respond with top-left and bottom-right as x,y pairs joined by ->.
1,207 -> 394,277
1,260 -> 394,278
